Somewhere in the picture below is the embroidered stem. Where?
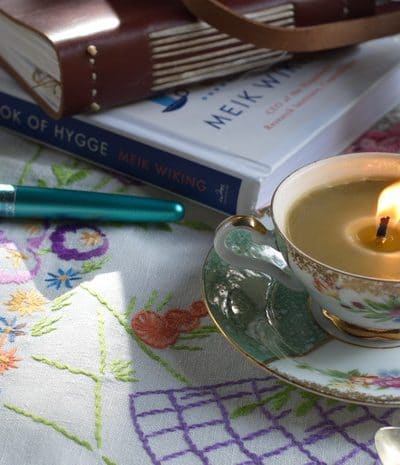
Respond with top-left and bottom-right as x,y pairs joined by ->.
93,176 -> 112,191
18,145 -> 42,185
4,403 -> 93,450
97,308 -> 106,375
32,355 -> 98,382
94,379 -> 103,449
80,284 -> 191,385
95,307 -> 106,448
102,456 -> 118,465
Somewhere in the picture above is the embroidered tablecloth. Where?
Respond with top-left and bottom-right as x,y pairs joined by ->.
1,108 -> 400,465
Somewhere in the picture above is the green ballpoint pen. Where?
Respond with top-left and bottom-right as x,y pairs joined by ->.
0,184 -> 185,223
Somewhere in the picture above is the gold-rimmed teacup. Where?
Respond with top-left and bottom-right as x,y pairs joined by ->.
214,153 -> 400,346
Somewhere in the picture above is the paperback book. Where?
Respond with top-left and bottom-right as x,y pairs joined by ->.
1,36 -> 400,214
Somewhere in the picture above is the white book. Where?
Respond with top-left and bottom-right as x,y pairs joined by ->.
1,36 -> 400,214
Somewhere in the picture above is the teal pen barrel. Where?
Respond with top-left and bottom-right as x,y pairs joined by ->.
12,186 -> 185,223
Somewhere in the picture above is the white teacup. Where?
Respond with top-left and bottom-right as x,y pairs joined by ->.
214,153 -> 400,344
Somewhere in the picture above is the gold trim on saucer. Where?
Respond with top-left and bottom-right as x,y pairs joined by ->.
215,214 -> 268,235
322,309 -> 400,341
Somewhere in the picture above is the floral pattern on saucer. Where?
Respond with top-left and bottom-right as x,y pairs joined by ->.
297,363 -> 400,391
203,247 -> 400,406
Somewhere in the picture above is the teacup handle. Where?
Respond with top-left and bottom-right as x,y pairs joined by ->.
214,215 -> 304,291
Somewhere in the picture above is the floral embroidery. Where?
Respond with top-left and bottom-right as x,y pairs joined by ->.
189,300 -> 208,317
350,123 -> 400,153
4,289 -> 47,316
5,249 -> 29,268
45,268 -> 82,290
0,316 -> 26,342
131,300 -> 210,349
50,224 -> 109,261
132,311 -> 180,349
0,334 -> 21,373
80,231 -> 102,247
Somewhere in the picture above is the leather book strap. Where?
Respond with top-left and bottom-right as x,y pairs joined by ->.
181,0 -> 400,52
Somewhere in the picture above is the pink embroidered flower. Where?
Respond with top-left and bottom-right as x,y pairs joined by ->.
350,124 -> 400,153
131,310 -> 179,349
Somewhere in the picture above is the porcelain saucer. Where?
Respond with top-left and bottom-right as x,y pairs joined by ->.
202,248 -> 400,407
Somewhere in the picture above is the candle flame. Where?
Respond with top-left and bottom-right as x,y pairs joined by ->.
377,180 -> 400,223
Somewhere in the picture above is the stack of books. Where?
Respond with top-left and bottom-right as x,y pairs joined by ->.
1,1 -> 400,214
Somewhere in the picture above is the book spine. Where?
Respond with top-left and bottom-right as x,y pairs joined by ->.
0,92 -> 242,214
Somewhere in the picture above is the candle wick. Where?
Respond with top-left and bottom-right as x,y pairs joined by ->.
376,216 -> 390,243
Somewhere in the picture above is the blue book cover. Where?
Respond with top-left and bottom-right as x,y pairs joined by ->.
1,36 -> 400,213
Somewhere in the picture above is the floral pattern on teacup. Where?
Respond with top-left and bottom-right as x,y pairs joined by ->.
287,243 -> 400,326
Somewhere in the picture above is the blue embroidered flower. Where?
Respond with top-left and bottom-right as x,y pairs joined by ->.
45,268 -> 81,289
0,316 -> 26,342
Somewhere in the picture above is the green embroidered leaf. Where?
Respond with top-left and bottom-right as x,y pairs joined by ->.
52,164 -> 89,187
124,296 -> 137,318
31,316 -> 62,336
178,334 -> 209,340
296,400 -> 316,416
102,456 -> 118,465
156,292 -> 173,312
347,403 -> 359,412
109,359 -> 138,382
171,345 -> 203,351
37,248 -> 52,255
143,290 -> 158,310
37,179 -> 48,187
231,385 -> 295,419
295,392 -> 320,416
231,402 -> 260,419
81,257 -> 110,274
51,291 -> 75,311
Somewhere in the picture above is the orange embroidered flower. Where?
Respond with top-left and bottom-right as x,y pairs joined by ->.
164,309 -> 199,331
189,300 -> 208,317
0,335 -> 21,374
131,310 -> 179,349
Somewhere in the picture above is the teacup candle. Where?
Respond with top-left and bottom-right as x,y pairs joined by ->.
214,153 -> 400,347
287,178 -> 400,279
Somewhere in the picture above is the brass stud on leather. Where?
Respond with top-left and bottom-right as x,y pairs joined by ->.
90,102 -> 101,111
86,45 -> 98,57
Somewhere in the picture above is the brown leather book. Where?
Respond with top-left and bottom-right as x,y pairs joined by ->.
0,0 -> 396,119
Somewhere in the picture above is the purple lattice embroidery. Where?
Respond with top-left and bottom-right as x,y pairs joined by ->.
129,377 -> 393,465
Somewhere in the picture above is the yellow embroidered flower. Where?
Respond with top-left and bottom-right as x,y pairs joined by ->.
5,249 -> 29,268
5,289 -> 47,315
80,230 -> 102,246
0,334 -> 21,374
